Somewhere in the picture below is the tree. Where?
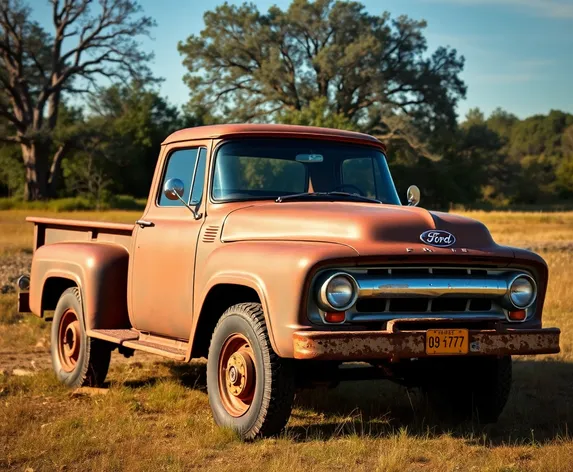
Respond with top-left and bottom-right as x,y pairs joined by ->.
555,124 -> 573,194
178,0 -> 466,153
0,0 -> 155,200
486,107 -> 518,146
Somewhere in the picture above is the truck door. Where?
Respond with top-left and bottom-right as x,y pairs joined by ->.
129,144 -> 208,340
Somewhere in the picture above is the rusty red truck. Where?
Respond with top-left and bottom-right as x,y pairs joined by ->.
18,124 -> 560,439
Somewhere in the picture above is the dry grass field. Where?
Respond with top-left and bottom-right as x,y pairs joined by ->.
1,210 -> 573,471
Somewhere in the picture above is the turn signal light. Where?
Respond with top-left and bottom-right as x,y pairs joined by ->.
508,309 -> 527,321
325,311 -> 346,323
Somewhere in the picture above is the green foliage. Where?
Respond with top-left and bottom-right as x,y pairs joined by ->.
278,97 -> 358,130
0,144 -> 25,197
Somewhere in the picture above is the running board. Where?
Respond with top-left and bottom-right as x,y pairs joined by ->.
123,339 -> 186,360
89,328 -> 139,343
89,329 -> 188,361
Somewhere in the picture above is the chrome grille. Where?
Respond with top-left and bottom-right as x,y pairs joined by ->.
307,266 -> 534,325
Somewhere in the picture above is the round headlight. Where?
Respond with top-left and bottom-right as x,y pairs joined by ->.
318,273 -> 358,311
508,275 -> 536,309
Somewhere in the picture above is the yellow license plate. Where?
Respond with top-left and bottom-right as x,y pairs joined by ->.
426,329 -> 469,355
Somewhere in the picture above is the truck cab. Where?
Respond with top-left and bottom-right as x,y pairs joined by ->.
19,124 -> 560,440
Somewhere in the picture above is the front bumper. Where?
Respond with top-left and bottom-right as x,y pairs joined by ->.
293,326 -> 561,360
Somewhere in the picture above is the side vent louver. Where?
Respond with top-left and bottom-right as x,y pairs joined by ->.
203,225 -> 220,243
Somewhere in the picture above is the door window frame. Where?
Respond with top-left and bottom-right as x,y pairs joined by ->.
156,146 -> 208,208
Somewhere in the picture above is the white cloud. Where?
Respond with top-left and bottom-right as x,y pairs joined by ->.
424,0 -> 573,19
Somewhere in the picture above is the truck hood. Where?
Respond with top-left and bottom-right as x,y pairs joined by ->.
220,201 -> 513,258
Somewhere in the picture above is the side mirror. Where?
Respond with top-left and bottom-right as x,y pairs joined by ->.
163,178 -> 185,201
163,178 -> 202,220
407,185 -> 420,207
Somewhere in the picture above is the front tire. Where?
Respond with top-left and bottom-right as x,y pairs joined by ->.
422,356 -> 512,424
51,287 -> 111,388
207,303 -> 295,440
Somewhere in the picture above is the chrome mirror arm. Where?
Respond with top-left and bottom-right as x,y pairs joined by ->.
173,191 -> 202,220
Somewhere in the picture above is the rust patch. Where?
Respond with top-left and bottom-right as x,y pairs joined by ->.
293,328 -> 560,361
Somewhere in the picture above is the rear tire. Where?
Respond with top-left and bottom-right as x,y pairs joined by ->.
50,287 -> 111,388
422,356 -> 512,424
207,303 -> 295,440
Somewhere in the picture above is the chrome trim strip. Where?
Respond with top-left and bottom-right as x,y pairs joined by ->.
355,275 -> 508,298
346,312 -> 505,323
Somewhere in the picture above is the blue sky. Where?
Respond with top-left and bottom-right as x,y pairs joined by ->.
34,0 -> 573,120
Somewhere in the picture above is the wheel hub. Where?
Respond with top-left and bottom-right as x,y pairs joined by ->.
218,334 -> 257,417
58,309 -> 81,372
226,350 -> 254,398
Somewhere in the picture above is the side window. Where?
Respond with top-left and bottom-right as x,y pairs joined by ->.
158,148 -> 199,206
341,157 -> 377,198
190,148 -> 207,205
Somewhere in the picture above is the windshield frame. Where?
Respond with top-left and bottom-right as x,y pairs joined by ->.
209,137 -> 401,205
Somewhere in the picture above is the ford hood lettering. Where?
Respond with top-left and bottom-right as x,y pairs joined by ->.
420,230 -> 456,247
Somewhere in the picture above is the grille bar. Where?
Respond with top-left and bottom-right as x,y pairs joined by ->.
355,297 -> 493,313
356,275 -> 508,299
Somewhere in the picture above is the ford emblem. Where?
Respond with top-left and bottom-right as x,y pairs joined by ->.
420,230 -> 456,247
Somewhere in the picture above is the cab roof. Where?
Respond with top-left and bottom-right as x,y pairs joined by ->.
162,123 -> 385,150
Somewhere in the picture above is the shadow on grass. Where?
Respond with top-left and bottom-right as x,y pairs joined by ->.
120,361 -> 207,391
117,358 -> 573,445
288,359 -> 573,445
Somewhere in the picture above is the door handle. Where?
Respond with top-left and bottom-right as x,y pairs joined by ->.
135,219 -> 155,228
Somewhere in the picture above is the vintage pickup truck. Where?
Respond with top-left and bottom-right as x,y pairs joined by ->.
18,124 -> 560,439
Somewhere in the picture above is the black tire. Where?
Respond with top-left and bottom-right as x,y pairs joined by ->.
50,287 -> 111,388
422,356 -> 512,424
207,302 -> 295,440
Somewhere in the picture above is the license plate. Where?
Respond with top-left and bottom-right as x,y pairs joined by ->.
426,329 -> 469,355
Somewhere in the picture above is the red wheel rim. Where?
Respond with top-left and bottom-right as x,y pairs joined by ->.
58,309 -> 81,372
218,334 -> 256,417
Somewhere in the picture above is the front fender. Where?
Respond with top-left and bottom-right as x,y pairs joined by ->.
29,242 -> 130,330
192,240 -> 358,357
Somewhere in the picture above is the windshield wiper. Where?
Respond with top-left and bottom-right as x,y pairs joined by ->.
276,192 -> 381,204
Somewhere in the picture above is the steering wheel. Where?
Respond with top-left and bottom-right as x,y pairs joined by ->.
332,183 -> 365,196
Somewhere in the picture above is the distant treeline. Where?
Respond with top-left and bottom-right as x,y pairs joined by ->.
1,91 -> 571,211
389,108 -> 573,209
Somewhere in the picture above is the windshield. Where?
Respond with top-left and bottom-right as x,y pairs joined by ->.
212,138 -> 401,205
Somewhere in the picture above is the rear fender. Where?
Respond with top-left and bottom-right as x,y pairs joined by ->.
29,242 -> 130,330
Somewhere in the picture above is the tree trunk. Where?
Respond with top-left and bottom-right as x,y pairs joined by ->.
21,141 -> 51,201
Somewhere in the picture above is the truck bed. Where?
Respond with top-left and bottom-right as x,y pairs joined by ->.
27,217 -> 134,252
